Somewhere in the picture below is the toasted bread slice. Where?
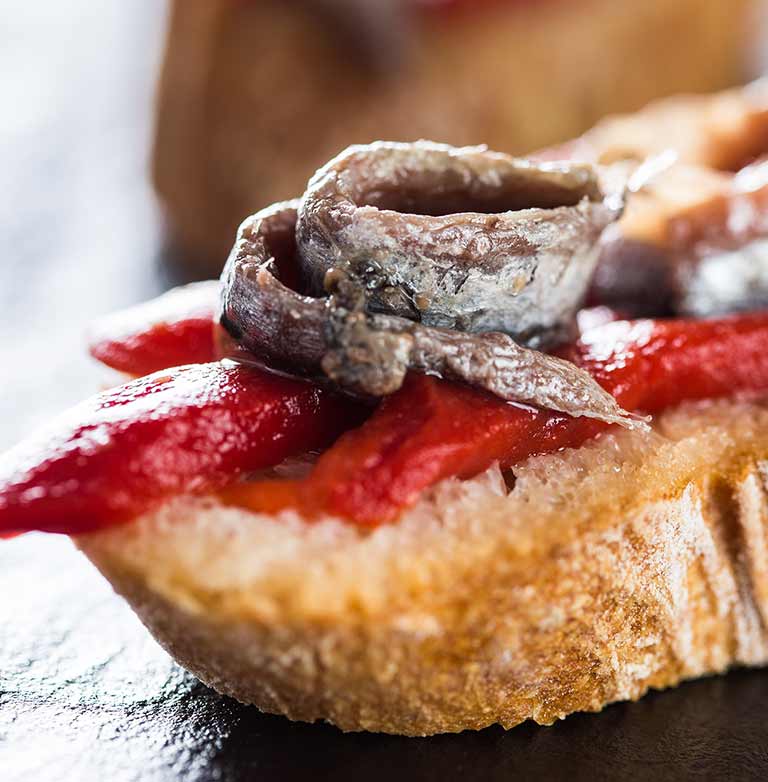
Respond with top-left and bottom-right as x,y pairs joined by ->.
77,398 -> 768,735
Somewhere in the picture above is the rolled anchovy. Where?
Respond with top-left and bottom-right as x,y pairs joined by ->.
220,202 -> 642,428
593,159 -> 768,317
298,141 -> 623,347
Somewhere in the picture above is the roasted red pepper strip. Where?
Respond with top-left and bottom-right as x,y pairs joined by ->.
87,281 -> 219,376
222,313 -> 768,524
0,363 -> 361,535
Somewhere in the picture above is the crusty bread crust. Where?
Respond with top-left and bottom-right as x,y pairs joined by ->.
77,399 -> 768,735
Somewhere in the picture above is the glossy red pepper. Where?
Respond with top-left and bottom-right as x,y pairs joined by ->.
0,363 -> 362,535
222,314 -> 768,524
87,281 -> 219,376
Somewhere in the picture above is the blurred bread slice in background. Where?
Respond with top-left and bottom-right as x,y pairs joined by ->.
153,0 -> 760,272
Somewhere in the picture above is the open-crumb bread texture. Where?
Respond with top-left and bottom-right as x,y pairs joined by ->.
79,398 -> 768,735
153,0 -> 755,269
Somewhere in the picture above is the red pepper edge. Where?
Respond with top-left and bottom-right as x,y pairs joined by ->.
0,362 -> 365,536
219,314 -> 768,525
6,311 -> 768,535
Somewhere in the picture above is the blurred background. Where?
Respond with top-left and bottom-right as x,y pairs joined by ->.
2,2 -> 768,779
1,3 -> 167,449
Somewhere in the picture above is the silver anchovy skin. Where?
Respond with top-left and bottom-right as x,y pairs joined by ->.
297,141 -> 623,347
220,202 -> 642,428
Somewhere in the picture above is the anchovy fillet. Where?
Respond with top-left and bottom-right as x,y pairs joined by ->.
220,202 -> 641,428
298,141 -> 622,347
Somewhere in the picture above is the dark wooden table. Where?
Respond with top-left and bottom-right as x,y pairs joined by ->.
1,3 -> 768,780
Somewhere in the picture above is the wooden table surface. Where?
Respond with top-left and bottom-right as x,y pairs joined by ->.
1,3 -> 768,781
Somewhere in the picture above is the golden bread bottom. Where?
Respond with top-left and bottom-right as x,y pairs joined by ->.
79,399 -> 768,735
